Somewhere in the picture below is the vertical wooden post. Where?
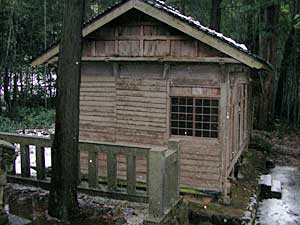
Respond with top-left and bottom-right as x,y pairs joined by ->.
148,148 -> 166,218
114,26 -> 119,56
20,144 -> 30,177
107,151 -> 117,191
113,63 -> 119,78
139,25 -> 144,57
126,153 -> 136,195
36,145 -> 46,180
88,151 -> 98,188
220,65 -> 232,203
146,153 -> 150,196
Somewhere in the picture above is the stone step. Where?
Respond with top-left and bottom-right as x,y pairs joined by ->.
259,174 -> 283,200
259,174 -> 272,199
259,174 -> 272,186
271,179 -> 282,199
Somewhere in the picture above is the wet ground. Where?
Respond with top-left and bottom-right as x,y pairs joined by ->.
255,166 -> 300,225
5,183 -> 148,225
254,130 -> 300,225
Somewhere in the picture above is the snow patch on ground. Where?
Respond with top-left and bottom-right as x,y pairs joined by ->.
242,194 -> 257,224
14,131 -> 52,176
255,166 -> 300,225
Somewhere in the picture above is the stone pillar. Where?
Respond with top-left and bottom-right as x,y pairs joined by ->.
148,148 -> 166,218
0,140 -> 16,225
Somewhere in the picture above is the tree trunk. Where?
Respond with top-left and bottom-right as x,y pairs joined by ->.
3,66 -> 10,111
256,4 -> 280,129
275,27 -> 295,117
19,68 -> 24,106
11,72 -> 18,113
0,73 -> 2,113
48,0 -> 84,221
85,0 -> 92,20
180,0 -> 186,13
210,0 -> 222,31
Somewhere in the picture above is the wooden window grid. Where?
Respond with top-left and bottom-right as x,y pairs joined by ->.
171,97 -> 219,138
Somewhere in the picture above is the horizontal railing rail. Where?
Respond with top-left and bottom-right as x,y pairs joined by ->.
0,132 -> 180,219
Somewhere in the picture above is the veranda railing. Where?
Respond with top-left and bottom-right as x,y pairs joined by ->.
0,132 -> 179,219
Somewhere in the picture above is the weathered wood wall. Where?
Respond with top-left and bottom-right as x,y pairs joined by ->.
80,63 -> 116,142
224,68 -> 251,183
79,62 -> 225,192
82,9 -> 225,59
77,10 -> 250,193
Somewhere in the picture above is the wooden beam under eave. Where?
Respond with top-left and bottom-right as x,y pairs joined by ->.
82,0 -> 135,36
82,56 -> 241,63
46,56 -> 59,65
31,46 -> 60,67
45,56 -> 241,64
132,1 -> 267,70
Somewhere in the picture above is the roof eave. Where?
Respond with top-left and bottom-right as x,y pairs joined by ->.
31,0 -> 271,71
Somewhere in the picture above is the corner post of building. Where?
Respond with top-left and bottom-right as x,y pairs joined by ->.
220,64 -> 231,204
148,147 -> 167,218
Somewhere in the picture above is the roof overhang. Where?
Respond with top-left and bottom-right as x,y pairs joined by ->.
31,0 -> 271,71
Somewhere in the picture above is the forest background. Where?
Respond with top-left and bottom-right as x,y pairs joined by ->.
0,0 -> 300,132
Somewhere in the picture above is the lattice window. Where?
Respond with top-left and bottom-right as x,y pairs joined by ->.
171,97 -> 219,138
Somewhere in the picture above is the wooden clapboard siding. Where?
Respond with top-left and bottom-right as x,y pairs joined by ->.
79,63 -> 169,146
81,62 -> 113,78
179,139 -> 222,191
181,177 -> 220,191
79,72 -> 116,142
225,70 -> 251,177
79,61 -> 225,192
169,64 -> 222,82
80,152 -> 148,183
116,77 -> 168,145
116,155 -> 147,181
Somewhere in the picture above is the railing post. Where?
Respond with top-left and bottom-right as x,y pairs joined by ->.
148,148 -> 166,218
126,153 -> 136,195
20,144 -> 30,177
168,141 -> 180,201
107,151 -> 117,191
88,151 -> 98,188
36,145 -> 46,180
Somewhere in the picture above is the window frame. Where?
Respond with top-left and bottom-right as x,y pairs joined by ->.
169,96 -> 220,140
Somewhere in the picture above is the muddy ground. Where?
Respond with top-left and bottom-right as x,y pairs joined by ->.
5,184 -> 148,225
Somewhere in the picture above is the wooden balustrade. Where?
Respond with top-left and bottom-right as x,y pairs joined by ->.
0,132 -> 179,219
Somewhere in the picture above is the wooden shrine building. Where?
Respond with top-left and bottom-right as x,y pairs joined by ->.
32,0 -> 270,196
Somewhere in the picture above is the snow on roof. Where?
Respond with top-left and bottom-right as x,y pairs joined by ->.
144,0 -> 248,51
85,0 -> 248,52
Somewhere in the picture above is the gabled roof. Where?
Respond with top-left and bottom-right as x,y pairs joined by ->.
31,0 -> 271,70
